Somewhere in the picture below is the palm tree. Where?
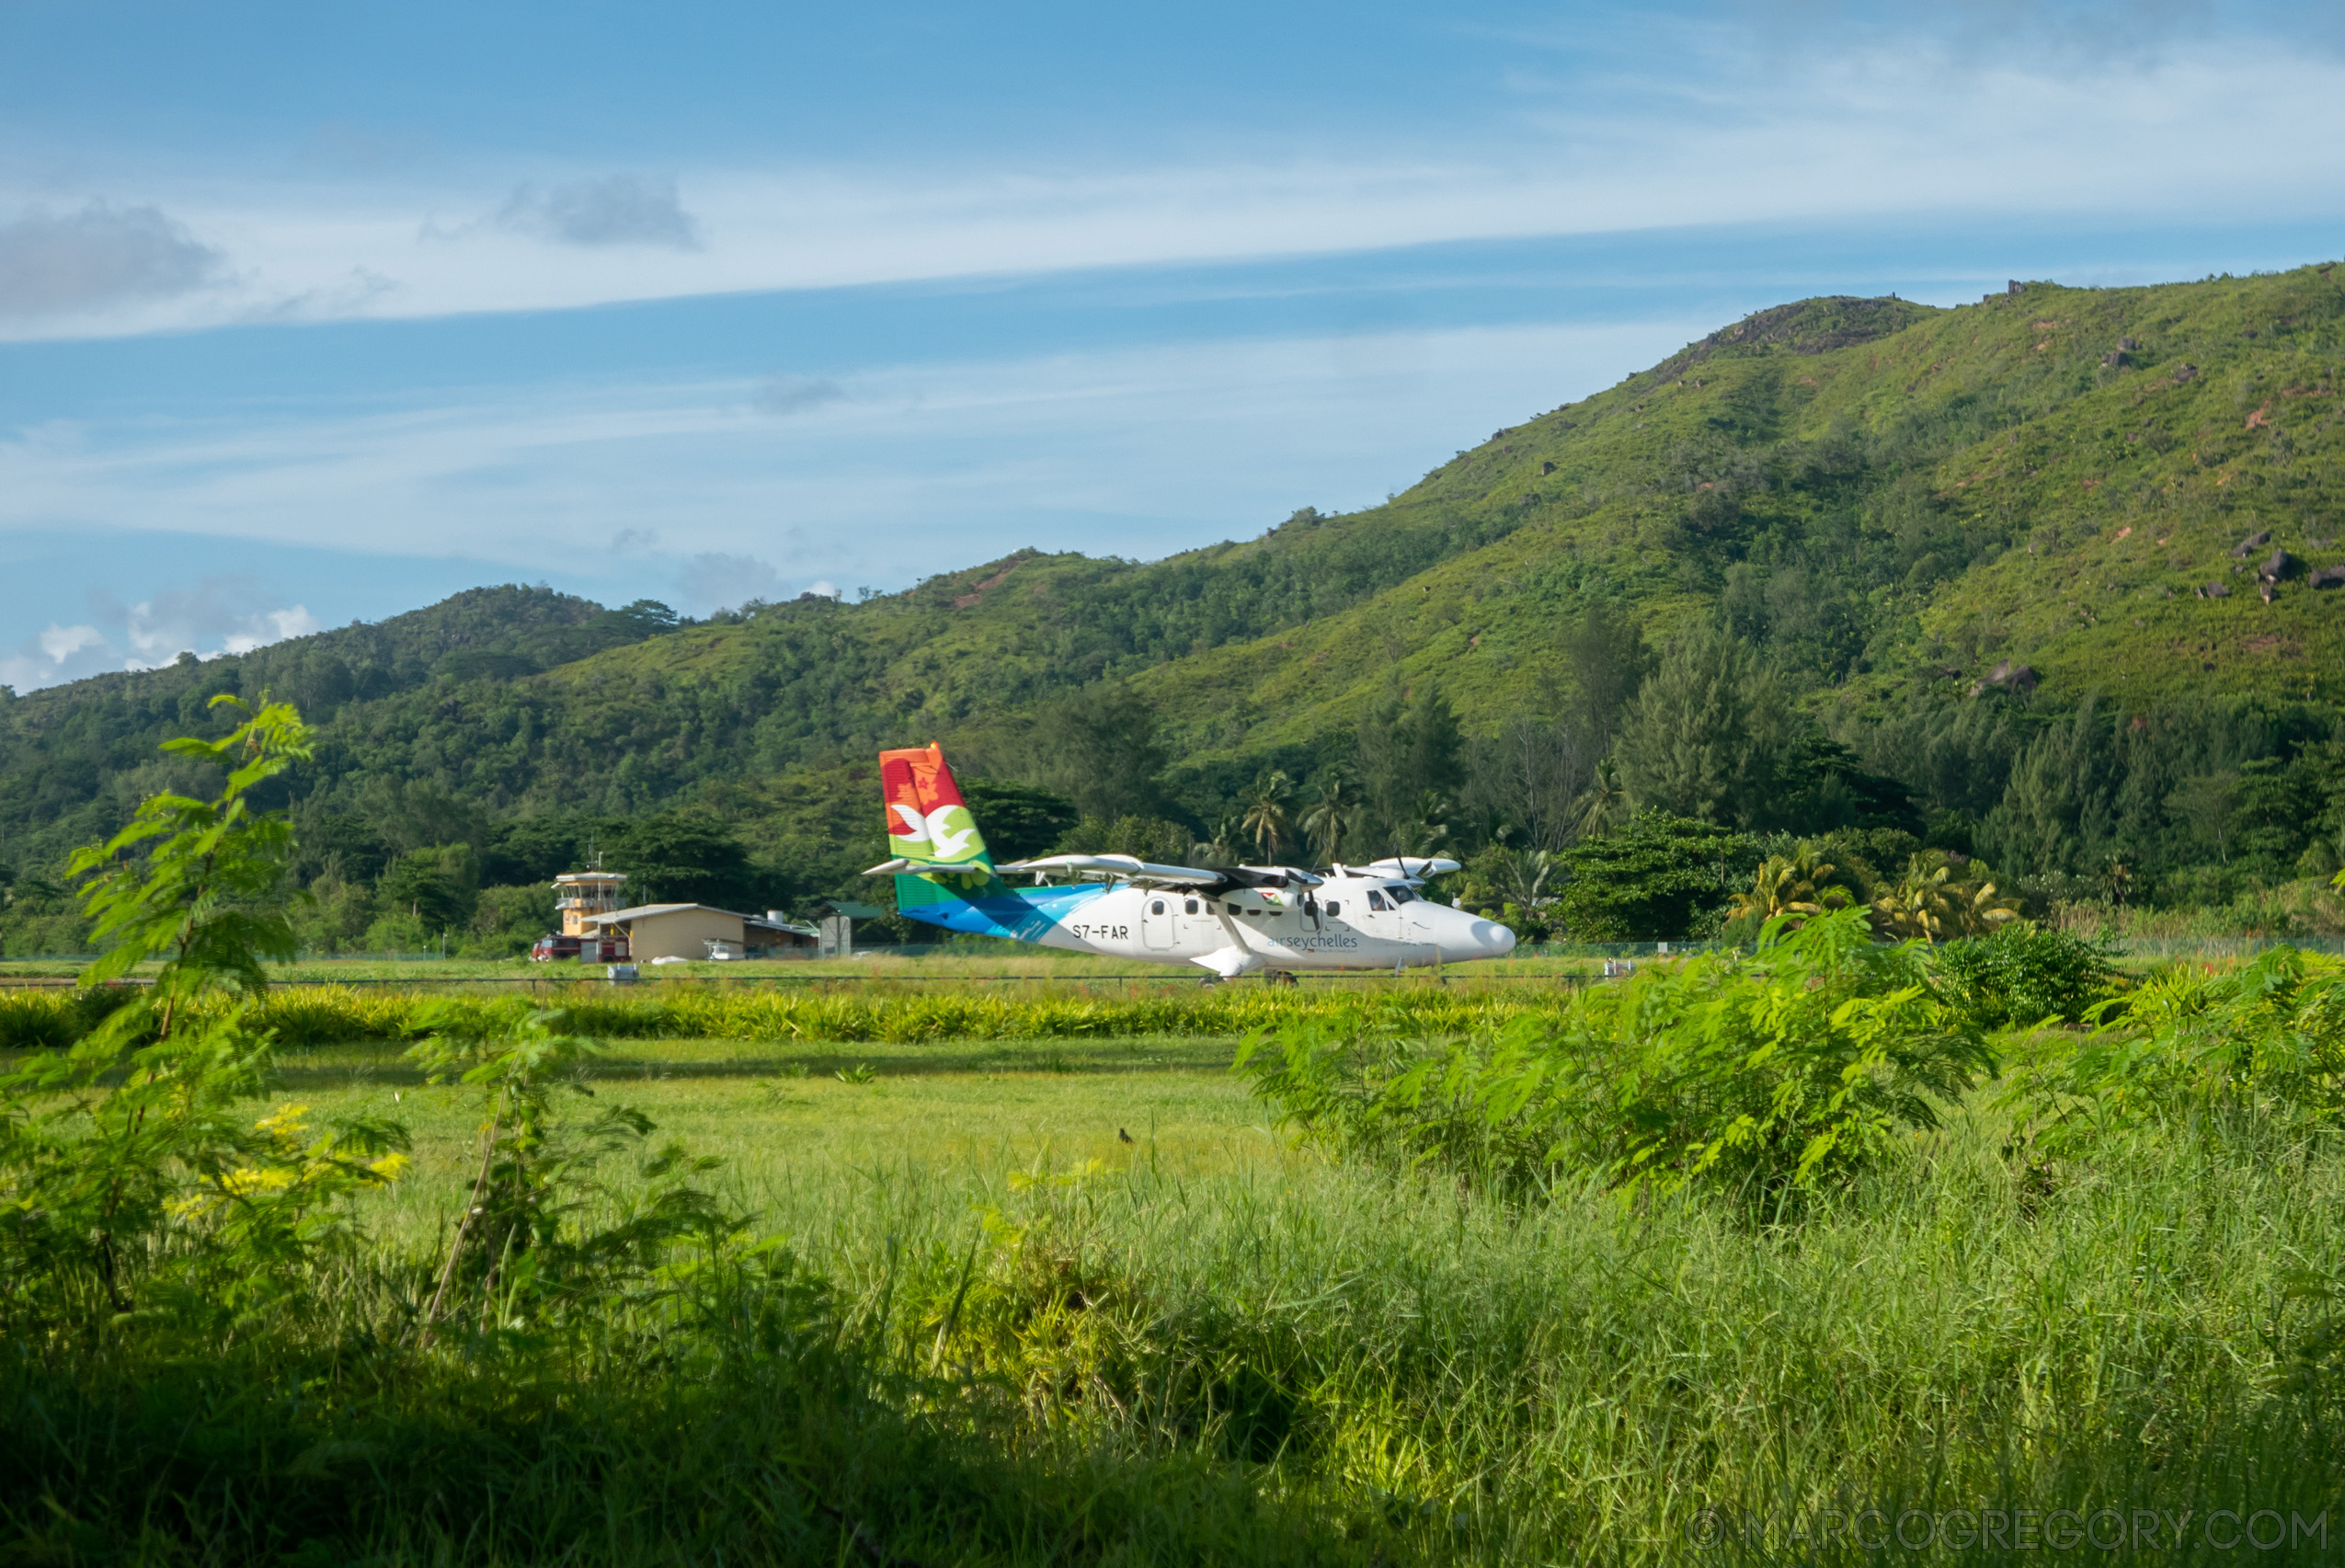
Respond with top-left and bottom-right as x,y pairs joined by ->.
1727,842 -> 1855,932
1398,790 -> 1453,858
1192,815 -> 1243,865
1492,848 -> 1557,913
1870,851 -> 2021,942
1301,776 -> 1362,864
1241,770 -> 1294,862
1573,757 -> 1630,837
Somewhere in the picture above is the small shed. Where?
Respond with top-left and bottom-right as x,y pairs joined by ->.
811,899 -> 887,957
586,903 -> 818,961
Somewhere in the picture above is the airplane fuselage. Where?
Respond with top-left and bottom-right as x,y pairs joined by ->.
900,867 -> 1515,978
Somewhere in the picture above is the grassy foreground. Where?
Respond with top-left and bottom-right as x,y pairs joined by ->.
11,1025 -> 2340,1564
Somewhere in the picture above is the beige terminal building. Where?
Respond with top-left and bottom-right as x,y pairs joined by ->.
585,902 -> 817,961
554,870 -> 818,961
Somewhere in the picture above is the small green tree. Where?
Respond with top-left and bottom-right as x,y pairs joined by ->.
1612,622 -> 1790,826
407,1003 -> 738,1341
0,695 -> 407,1333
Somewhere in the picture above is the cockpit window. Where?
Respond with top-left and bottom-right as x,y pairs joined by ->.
1385,885 -> 1416,904
1367,889 -> 1389,912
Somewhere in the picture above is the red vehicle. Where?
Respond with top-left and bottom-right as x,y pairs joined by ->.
531,932 -> 629,962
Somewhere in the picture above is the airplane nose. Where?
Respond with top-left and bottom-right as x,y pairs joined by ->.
1469,919 -> 1516,957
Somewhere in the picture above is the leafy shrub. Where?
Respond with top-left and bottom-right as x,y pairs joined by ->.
2003,945 -> 2345,1152
1554,811 -> 1763,941
1935,923 -> 2120,1027
1240,908 -> 1994,1199
0,984 -> 139,1049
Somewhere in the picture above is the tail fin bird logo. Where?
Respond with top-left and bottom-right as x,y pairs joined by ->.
890,802 -> 978,861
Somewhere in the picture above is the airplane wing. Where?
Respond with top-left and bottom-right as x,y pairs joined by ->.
1222,864 -> 1324,888
998,853 -> 1225,886
863,857 -> 990,876
1360,857 -> 1462,881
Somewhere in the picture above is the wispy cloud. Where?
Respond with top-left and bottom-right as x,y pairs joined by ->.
751,375 -> 845,416
674,551 -> 784,612
0,202 -> 223,323
497,175 -> 702,249
6,23 -> 2341,339
0,317 -> 1701,614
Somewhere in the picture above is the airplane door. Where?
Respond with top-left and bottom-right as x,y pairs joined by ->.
1141,894 -> 1176,950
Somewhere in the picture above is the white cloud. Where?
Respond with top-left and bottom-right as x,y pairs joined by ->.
36,622 -> 105,664
4,622 -> 115,691
118,578 -> 321,664
0,201 -> 223,323
0,576 -> 326,689
497,175 -> 702,249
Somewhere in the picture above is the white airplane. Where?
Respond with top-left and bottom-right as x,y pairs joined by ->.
864,744 -> 1516,980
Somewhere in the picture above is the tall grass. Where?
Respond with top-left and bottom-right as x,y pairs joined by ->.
7,1035 -> 2341,1562
762,1099 -> 2344,1563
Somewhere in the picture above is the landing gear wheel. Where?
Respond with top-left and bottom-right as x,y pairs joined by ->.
1198,975 -> 1219,988
1265,970 -> 1298,988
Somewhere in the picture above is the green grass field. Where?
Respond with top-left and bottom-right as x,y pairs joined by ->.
0,949 -> 1610,984
153,1024 -> 2331,1564
279,1031 -> 1271,1254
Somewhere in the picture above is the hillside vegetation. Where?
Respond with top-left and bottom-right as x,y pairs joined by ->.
8,263 -> 2345,949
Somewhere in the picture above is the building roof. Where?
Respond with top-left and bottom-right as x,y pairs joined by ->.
583,902 -> 714,926
585,903 -> 819,939
555,871 -> 628,884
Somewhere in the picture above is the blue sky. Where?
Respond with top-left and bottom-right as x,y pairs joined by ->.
3,1 -> 2343,690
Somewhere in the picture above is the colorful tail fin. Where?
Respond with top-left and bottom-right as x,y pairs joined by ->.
879,744 -> 1011,910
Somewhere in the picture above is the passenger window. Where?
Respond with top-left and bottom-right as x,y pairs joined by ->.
1323,900 -> 1339,917
1228,902 -> 1243,914
1367,890 -> 1389,911
1184,898 -> 1198,914
1150,898 -> 1165,915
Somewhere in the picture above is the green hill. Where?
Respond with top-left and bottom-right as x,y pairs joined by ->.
9,263 -> 2345,949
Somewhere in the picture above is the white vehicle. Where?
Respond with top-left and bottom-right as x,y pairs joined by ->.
864,743 -> 1516,980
